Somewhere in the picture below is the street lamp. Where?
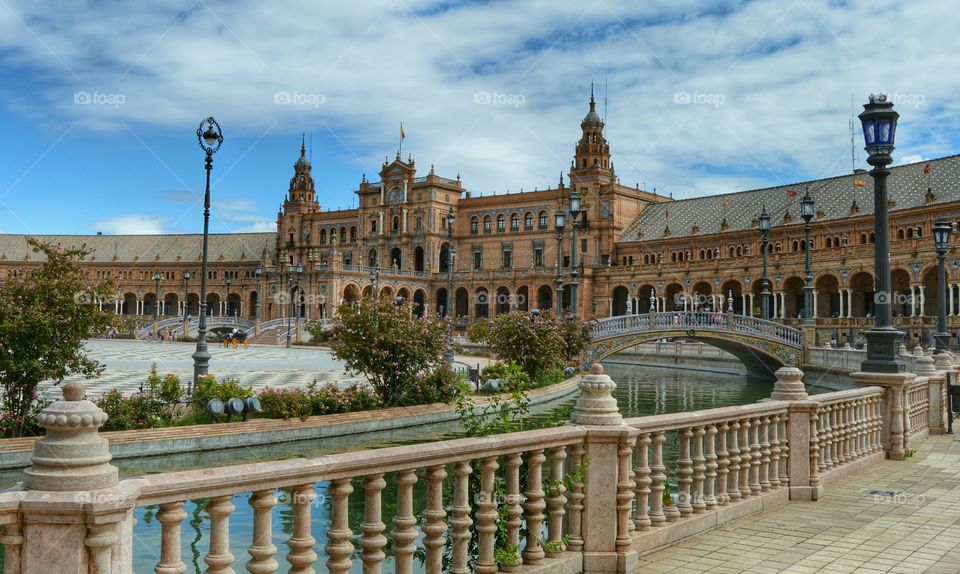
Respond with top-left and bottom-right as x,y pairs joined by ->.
192,116 -> 223,383
224,275 -> 232,317
153,271 -> 162,333
182,270 -> 191,322
286,262 -> 303,348
254,264 -> 263,324
934,219 -> 952,353
554,208 -> 565,313
444,209 -> 456,363
801,191 -> 815,324
858,93 -> 903,373
369,264 -> 380,299
568,189 -> 582,315
759,205 -> 771,320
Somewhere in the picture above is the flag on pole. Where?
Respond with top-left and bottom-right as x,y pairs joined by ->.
786,189 -> 797,198
401,123 -> 405,142
923,162 -> 931,174
664,206 -> 669,221
722,198 -> 728,210
854,178 -> 866,188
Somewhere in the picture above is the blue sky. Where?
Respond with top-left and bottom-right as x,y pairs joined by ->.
0,0 -> 957,235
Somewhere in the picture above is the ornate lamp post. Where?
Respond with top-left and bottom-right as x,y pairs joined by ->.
369,264 -> 380,300
568,189 -> 582,315
192,117 -> 223,383
254,264 -> 263,324
934,220 -> 952,353
224,276 -> 232,317
444,209 -> 456,363
801,191 -> 815,324
153,271 -> 162,333
858,93 -> 902,373
182,271 -> 190,320
286,262 -> 303,348
759,206 -> 771,320
554,208 -> 565,313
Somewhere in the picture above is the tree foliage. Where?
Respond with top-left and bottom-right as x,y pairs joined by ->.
328,297 -> 450,406
0,238 -> 115,436
486,311 -> 590,379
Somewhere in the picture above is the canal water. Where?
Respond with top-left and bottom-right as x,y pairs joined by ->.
0,363 -> 798,572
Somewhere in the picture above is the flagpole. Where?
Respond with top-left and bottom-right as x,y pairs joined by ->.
399,122 -> 403,158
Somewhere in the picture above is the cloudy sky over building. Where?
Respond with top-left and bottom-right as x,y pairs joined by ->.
0,0 -> 956,235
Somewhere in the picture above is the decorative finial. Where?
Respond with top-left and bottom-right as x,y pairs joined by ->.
300,133 -> 306,156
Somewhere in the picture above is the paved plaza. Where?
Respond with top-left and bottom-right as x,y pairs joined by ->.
49,340 -> 491,399
637,435 -> 960,573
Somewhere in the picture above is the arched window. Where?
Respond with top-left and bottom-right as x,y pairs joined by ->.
483,216 -> 492,233
671,252 -> 677,263
497,215 -> 505,232
510,213 -> 520,231
897,229 -> 905,240
350,226 -> 357,242
538,211 -> 547,229
826,237 -> 833,248
860,233 -> 867,244
915,226 -> 923,238
340,227 -> 347,243
320,229 -> 326,244
392,216 -> 400,231
415,216 -> 422,230
371,219 -> 377,233
524,212 -> 533,230
471,217 -> 479,234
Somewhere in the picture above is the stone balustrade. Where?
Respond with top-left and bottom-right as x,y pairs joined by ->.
0,359 -> 954,574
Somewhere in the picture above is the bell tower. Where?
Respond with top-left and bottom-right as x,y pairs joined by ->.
285,135 -> 318,213
570,84 -> 613,185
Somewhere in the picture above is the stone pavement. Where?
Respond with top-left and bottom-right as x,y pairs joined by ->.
46,340 -> 490,399
637,435 -> 960,574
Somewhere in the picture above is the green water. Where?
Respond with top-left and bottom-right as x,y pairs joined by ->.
116,364 -> 779,573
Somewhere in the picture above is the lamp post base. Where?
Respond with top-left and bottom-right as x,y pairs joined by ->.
192,343 -> 210,382
861,327 -> 905,373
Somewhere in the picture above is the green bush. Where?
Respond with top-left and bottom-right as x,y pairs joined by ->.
399,364 -> 464,406
532,368 -> 564,389
95,390 -> 167,431
480,361 -> 530,390
259,388 -> 312,421
466,319 -> 490,344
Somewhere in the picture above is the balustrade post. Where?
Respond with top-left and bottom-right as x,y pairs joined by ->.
474,457 -> 499,574
738,419 -> 752,499
616,435 -> 636,553
325,479 -> 354,574
726,420 -> 742,503
205,495 -> 236,574
522,450 -> 546,565
850,371 -> 917,460
785,400 -> 822,501
759,417 -> 772,492
246,490 -> 278,574
677,427 -> 694,515
633,434 -> 652,530
748,418 -> 762,496
504,452 -> 523,567
716,422 -> 730,505
449,462 -> 473,574
768,415 -> 781,489
704,424 -> 718,509
360,474 -> 387,573
286,484 -> 317,574
569,364 -> 636,573
16,382 -> 136,574
546,446 -> 568,553
393,469 -> 419,574
155,502 -> 187,574
423,466 -> 448,574
648,432 -> 667,525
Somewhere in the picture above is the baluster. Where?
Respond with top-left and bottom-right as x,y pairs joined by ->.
873,396 -> 883,453
677,427 -> 694,516
504,453 -> 523,558
286,484 -> 317,574
836,403 -> 847,465
716,422 -> 730,506
393,469 -> 419,574
360,474 -> 387,573
86,524 -> 117,574
738,419 -> 752,499
475,457 -> 499,573
768,414 -> 781,489
649,431 -> 667,525
155,501 -> 187,574
325,479 -> 354,574
809,408 -> 820,489
827,405 -> 838,468
778,414 -> 790,487
759,417 -> 771,492
204,495 -> 236,574
633,433 -> 652,530
566,443 -> 585,551
704,424 -> 718,510
423,466 -> 448,574
617,436 -> 636,553
858,400 -> 868,458
247,490 -> 278,574
817,407 -> 829,473
727,420 -> 742,503
546,446 -> 568,549
749,417 -> 762,496
449,461 -> 473,574
691,426 -> 706,513
844,401 -> 853,462
523,450 -> 546,564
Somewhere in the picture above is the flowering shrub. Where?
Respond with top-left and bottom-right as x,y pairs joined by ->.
0,395 -> 50,438
480,361 -> 530,390
259,388 -> 312,421
258,382 -> 383,419
328,297 -> 449,406
399,364 -> 464,406
95,390 -> 167,431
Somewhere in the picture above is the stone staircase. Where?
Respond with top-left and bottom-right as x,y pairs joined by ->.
247,327 -> 285,346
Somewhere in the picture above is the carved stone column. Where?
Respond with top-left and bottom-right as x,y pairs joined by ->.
770,366 -> 809,401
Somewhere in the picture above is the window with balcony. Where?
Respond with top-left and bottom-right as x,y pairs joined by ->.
534,248 -> 544,267
497,215 -> 505,232
473,251 -> 482,270
510,214 -> 519,232
502,250 -> 512,269
538,211 -> 548,229
524,213 -> 534,230
471,217 -> 479,234
483,217 -> 492,233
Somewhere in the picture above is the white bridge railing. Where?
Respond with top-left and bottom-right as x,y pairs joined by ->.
591,312 -> 803,348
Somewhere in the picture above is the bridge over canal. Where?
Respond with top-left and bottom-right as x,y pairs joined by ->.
588,311 -> 804,378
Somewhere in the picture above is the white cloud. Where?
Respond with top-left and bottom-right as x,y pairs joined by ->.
897,154 -> 925,166
236,221 -> 276,233
1,0 -> 958,202
91,215 -> 169,235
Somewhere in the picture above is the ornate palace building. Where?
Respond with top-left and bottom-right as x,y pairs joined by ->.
2,93 -> 959,346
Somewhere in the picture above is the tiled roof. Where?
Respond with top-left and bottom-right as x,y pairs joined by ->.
0,233 -> 275,263
620,155 -> 960,242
